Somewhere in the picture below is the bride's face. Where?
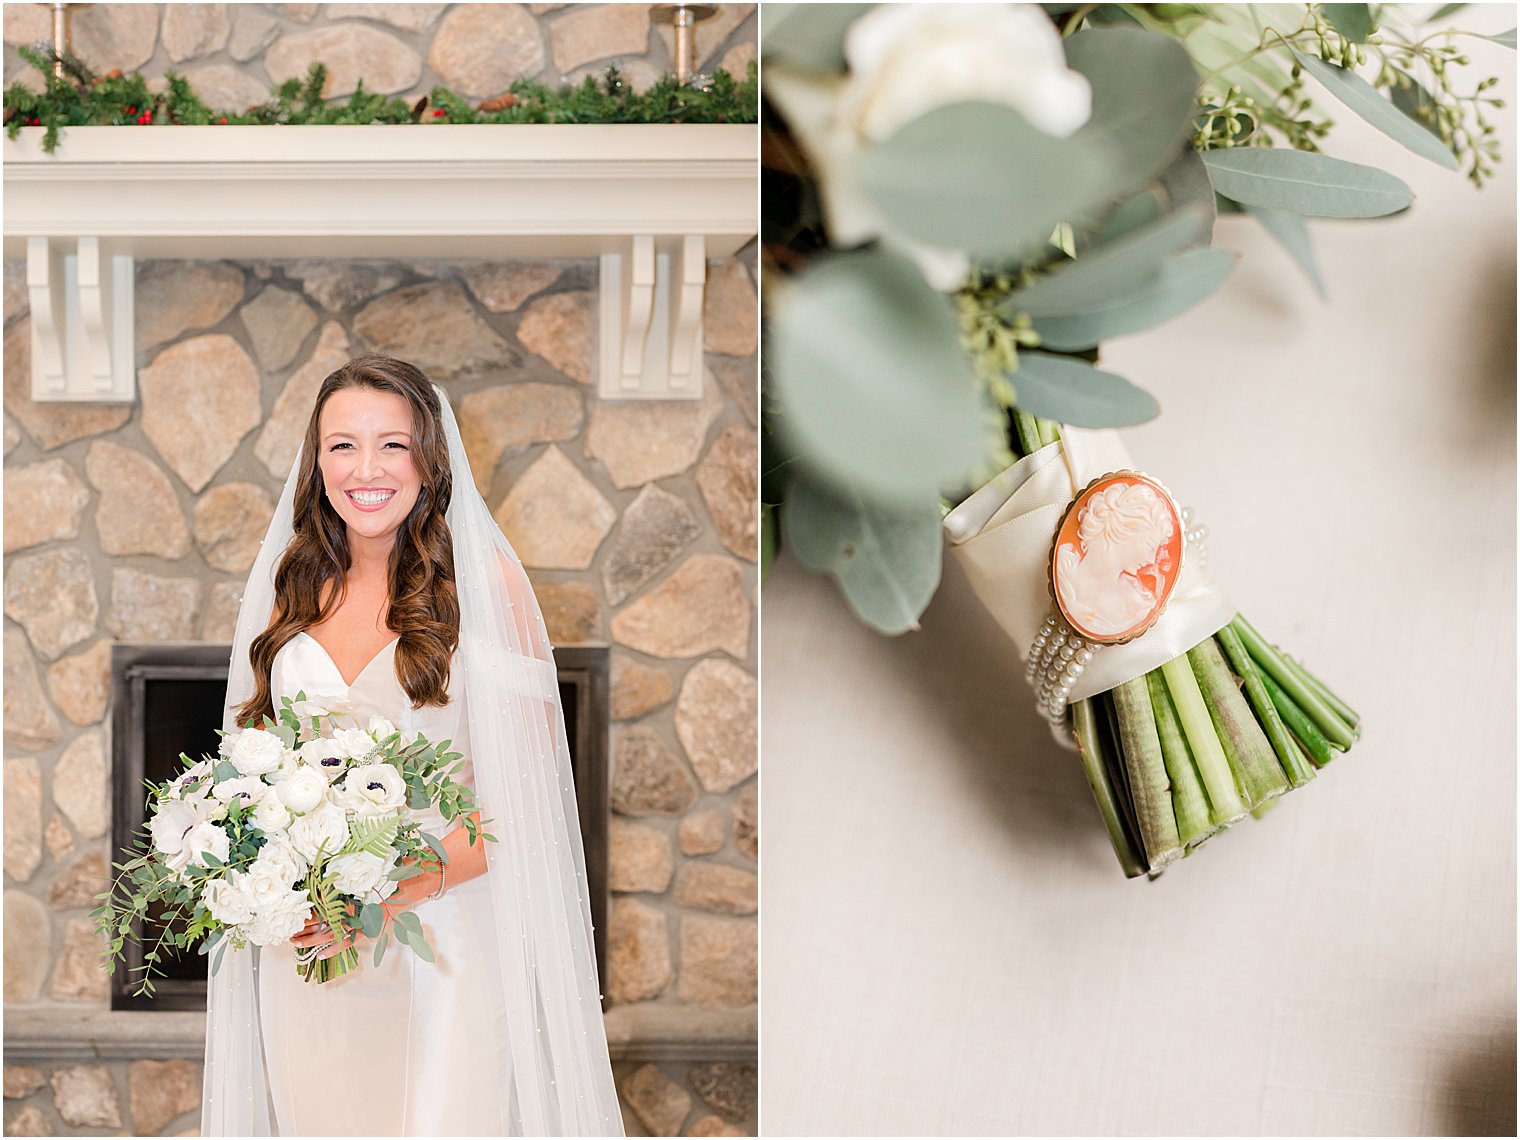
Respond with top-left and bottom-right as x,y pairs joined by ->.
317,387 -> 423,545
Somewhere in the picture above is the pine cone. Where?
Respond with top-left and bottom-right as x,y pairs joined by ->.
477,91 -> 518,113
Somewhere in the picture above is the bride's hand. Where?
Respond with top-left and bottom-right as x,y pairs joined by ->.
289,908 -> 358,960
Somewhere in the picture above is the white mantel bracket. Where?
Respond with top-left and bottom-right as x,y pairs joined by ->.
27,235 -> 136,402
599,234 -> 706,401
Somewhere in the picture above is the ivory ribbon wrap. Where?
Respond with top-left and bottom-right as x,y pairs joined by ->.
943,426 -> 1236,703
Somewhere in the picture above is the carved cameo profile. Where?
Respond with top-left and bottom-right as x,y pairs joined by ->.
1049,472 -> 1183,645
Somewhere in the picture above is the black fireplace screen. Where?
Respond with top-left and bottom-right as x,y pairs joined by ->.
108,642 -> 609,1012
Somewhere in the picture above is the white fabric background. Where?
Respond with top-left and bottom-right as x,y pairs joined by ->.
759,22 -> 1516,1136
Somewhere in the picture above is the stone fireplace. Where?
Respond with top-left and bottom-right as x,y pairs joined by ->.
3,5 -> 758,1136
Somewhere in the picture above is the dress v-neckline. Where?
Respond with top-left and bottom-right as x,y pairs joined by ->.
296,630 -> 400,689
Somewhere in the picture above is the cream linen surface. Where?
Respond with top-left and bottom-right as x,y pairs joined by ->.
258,632 -> 511,1136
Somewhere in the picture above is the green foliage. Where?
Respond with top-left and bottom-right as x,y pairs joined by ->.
1290,46 -> 1457,168
1004,351 -> 1160,427
782,475 -> 943,636
1029,249 -> 1236,350
769,249 -> 984,504
5,49 -> 757,153
1201,147 -> 1411,216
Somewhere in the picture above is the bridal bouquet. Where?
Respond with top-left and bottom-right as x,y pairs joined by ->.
761,4 -> 1507,874
97,694 -> 493,992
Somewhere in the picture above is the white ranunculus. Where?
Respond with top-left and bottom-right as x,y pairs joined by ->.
149,799 -> 212,862
288,801 -> 350,863
245,887 -> 312,947
251,794 -> 292,835
170,819 -> 230,874
342,764 -> 408,815
202,873 -> 255,926
326,851 -> 392,901
228,727 -> 286,777
276,766 -> 330,815
250,835 -> 308,886
366,715 -> 398,742
333,726 -> 379,762
212,775 -> 268,805
767,3 -> 1092,291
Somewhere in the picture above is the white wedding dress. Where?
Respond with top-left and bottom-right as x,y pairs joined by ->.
256,631 -> 516,1136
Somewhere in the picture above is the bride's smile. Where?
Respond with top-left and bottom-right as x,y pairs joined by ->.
317,387 -> 423,544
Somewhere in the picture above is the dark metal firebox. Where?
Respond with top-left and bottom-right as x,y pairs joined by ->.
108,642 -> 610,1012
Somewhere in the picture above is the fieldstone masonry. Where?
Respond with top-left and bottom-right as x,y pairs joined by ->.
3,11 -> 755,1130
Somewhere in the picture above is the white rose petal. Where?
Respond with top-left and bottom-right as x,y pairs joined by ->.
366,715 -> 398,742
250,835 -> 308,886
228,728 -> 286,776
291,693 -> 355,721
326,851 -> 392,901
276,767 -> 330,815
202,873 -> 255,926
332,726 -> 378,762
245,887 -> 312,947
288,801 -> 350,863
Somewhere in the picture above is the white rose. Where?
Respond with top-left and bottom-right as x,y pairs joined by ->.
170,819 -> 230,874
767,4 -> 1092,291
366,716 -> 398,742
288,801 -> 350,863
250,835 -> 308,886
326,851 -> 395,902
276,767 -> 330,815
241,868 -> 295,911
332,727 -> 379,762
149,799 -> 212,862
202,873 -> 255,926
341,764 -> 408,815
245,887 -> 312,947
297,739 -> 349,782
228,728 -> 286,776
251,794 -> 292,835
212,775 -> 268,805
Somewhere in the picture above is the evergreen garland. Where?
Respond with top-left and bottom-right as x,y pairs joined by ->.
4,44 -> 758,153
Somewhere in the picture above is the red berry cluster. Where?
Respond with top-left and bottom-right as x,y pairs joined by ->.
433,108 -> 446,118
123,105 -> 152,125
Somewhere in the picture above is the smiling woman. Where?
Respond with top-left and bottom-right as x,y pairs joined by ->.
206,355 -> 623,1136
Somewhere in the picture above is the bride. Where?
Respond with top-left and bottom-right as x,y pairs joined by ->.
203,356 -> 624,1136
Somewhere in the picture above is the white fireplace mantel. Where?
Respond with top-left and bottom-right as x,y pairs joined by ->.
2,123 -> 758,401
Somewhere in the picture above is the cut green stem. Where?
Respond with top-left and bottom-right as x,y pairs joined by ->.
1281,652 -> 1361,737
1146,670 -> 1213,847
1215,624 -> 1315,789
1070,698 -> 1147,879
1112,676 -> 1182,868
1190,637 -> 1289,809
1160,654 -> 1247,826
1013,411 -> 1044,458
1257,668 -> 1338,768
1233,617 -> 1356,750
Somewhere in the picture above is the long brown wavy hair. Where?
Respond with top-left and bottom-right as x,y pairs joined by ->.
235,355 -> 460,727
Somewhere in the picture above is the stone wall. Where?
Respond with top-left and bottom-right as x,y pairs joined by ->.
4,196 -> 756,1140
3,3 -> 758,102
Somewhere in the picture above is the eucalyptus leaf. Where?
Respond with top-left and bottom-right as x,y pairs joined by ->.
373,931 -> 388,967
1031,249 -> 1235,349
1009,352 -> 1160,427
1322,4 -> 1375,41
1480,28 -> 1516,49
1156,147 -> 1217,248
1066,26 -> 1200,200
783,475 -> 943,635
770,249 -> 983,501
408,933 -> 436,964
1009,204 -> 1210,317
1428,3 -> 1468,18
419,830 -> 450,865
395,909 -> 424,936
213,760 -> 240,782
1289,48 -> 1456,169
1387,71 -> 1447,142
358,902 -> 384,939
1245,204 -> 1326,297
860,101 -> 1115,258
1201,148 -> 1412,217
761,4 -> 873,72
760,504 -> 778,582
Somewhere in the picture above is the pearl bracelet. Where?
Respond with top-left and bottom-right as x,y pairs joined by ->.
426,861 -> 446,901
